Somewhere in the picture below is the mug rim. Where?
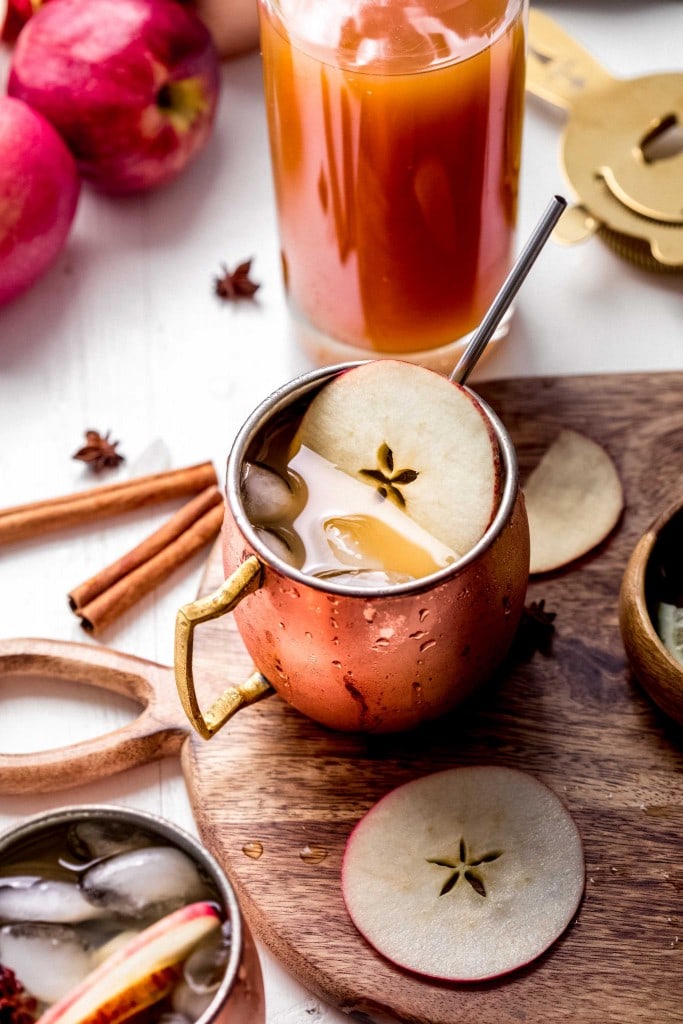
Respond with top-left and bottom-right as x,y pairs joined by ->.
225,360 -> 521,598
0,803 -> 243,1022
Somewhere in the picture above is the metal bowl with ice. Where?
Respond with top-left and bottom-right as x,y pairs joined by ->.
0,805 -> 244,1024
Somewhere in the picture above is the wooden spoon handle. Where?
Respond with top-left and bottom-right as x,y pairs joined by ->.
0,637 -> 188,794
527,9 -> 614,110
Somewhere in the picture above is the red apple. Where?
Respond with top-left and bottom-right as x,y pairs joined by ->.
188,0 -> 259,58
7,0 -> 221,194
0,95 -> 80,308
1,0 -> 35,42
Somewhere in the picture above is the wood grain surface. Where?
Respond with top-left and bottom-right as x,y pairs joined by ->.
182,371 -> 683,1024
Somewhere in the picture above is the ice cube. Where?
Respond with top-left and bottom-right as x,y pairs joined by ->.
183,927 -> 231,994
67,820 -> 155,861
255,527 -> 299,567
0,922 -> 92,1004
80,847 -> 210,917
171,980 -> 214,1021
242,461 -> 301,524
0,879 -> 106,923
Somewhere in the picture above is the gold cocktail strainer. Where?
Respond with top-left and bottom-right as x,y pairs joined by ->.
527,10 -> 683,272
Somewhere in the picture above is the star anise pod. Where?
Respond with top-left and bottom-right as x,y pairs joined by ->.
514,599 -> 557,660
72,430 -> 125,472
0,966 -> 37,1024
214,258 -> 260,301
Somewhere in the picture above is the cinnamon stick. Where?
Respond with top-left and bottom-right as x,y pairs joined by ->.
69,497 -> 225,635
68,485 -> 223,611
0,462 -> 217,545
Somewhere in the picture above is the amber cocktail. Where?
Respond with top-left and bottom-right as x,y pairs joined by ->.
259,0 -> 527,365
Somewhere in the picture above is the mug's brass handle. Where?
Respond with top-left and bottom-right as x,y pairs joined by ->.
175,556 -> 273,739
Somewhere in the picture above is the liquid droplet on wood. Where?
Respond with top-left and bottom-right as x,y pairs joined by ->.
242,841 -> 264,860
299,845 -> 328,865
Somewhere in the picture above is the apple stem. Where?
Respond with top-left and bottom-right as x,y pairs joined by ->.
155,79 -> 208,128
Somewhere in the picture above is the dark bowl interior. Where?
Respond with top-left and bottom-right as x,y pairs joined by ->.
645,505 -> 683,633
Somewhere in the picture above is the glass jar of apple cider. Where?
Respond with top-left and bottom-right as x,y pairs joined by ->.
258,0 -> 527,370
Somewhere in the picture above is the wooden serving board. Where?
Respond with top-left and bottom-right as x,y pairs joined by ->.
182,371 -> 683,1024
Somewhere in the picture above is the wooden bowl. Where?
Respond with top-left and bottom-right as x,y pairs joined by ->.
619,494 -> 683,724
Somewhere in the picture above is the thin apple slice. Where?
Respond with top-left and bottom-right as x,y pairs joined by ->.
294,360 -> 501,556
524,428 -> 623,574
342,766 -> 584,982
39,901 -> 221,1024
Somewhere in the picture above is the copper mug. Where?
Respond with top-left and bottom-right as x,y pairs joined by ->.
175,362 -> 529,737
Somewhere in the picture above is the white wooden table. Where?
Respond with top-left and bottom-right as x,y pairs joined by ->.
1,3 -> 681,1021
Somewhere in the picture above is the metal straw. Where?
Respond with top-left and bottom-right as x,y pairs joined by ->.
449,195 -> 567,384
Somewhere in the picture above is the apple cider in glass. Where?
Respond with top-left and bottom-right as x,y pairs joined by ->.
258,0 -> 527,361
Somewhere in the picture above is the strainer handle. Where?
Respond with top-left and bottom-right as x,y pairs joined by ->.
527,10 -> 614,110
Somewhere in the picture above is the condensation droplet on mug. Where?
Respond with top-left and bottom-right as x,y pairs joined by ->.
299,845 -> 328,865
332,636 -> 340,646
363,606 -> 377,623
409,630 -> 427,640
278,621 -> 286,631
502,595 -> 512,617
304,631 -> 313,640
412,681 -> 423,706
280,678 -> 293,700
332,660 -> 342,670
242,842 -> 263,860
373,638 -> 390,650
420,639 -> 437,653
418,609 -> 429,622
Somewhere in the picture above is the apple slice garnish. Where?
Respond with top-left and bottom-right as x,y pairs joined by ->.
294,360 -> 502,557
342,766 -> 584,982
524,428 -> 623,574
39,901 -> 221,1024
